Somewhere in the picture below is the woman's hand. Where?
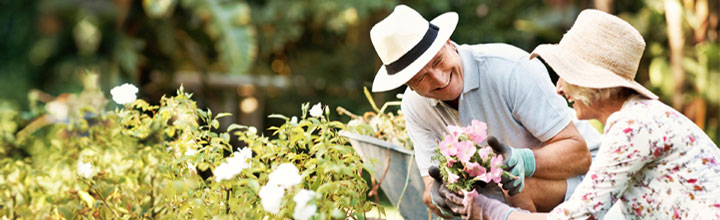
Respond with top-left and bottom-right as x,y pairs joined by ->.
440,185 -> 515,220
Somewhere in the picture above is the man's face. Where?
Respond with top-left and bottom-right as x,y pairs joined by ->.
406,41 -> 464,101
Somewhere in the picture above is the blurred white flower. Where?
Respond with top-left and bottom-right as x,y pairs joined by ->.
46,100 -> 69,122
369,117 -> 382,131
324,105 -> 329,115
110,83 -> 138,105
214,148 -> 253,182
185,147 -> 197,156
268,163 -> 302,188
293,189 -> 317,220
309,103 -> 322,117
396,93 -> 404,99
214,163 -> 235,182
259,184 -> 284,214
290,116 -> 298,125
77,161 -> 94,178
347,119 -> 361,127
248,126 -> 257,135
187,162 -> 196,173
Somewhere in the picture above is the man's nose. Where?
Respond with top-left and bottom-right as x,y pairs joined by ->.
427,68 -> 445,83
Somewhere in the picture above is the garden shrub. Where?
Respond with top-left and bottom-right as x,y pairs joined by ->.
0,80 -> 375,219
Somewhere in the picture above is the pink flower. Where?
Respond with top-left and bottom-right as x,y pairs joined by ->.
489,155 -> 504,183
466,120 -> 488,143
455,141 -> 477,164
477,147 -> 491,161
447,125 -> 464,139
447,157 -> 457,167
462,189 -> 479,207
464,162 -> 487,177
439,135 -> 458,157
447,172 -> 460,183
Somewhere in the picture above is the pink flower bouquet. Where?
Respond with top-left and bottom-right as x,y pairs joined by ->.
433,120 -> 517,203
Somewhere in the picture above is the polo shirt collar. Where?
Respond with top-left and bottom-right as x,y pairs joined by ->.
458,44 -> 480,94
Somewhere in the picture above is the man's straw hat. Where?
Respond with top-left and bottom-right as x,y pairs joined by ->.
370,5 -> 458,92
530,9 -> 658,99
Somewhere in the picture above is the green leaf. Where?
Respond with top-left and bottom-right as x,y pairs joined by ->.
203,1 -> 256,74
331,208 -> 345,219
197,109 -> 208,120
221,133 -> 230,143
267,114 -> 289,120
198,162 -> 211,171
247,179 -> 260,194
216,112 -> 232,119
211,119 -> 220,129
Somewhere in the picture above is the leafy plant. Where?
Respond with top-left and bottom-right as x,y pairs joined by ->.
0,80 -> 376,219
339,87 -> 412,150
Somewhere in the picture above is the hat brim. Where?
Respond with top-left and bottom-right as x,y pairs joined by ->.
530,44 -> 658,100
371,12 -> 459,92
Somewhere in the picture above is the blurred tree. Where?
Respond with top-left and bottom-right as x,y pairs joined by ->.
2,0 -> 718,143
0,0 -> 256,107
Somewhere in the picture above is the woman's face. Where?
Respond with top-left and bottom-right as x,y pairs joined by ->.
555,78 -> 598,120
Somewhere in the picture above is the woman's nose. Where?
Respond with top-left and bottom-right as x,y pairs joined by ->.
555,79 -> 565,96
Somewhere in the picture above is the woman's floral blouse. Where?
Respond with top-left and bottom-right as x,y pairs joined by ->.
549,97 -> 720,219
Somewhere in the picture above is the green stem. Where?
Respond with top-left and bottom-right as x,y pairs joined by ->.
394,154 -> 414,210
225,187 -> 231,215
93,186 -> 120,218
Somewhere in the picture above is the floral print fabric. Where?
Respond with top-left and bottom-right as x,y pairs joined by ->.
548,97 -> 720,219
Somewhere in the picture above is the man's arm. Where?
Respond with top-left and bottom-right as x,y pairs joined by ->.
507,58 -> 592,180
532,122 -> 591,180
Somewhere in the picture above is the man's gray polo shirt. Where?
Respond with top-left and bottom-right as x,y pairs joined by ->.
402,43 -> 601,177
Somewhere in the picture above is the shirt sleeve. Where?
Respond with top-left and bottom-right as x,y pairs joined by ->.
402,97 -> 438,177
508,58 -> 572,142
548,116 -> 652,219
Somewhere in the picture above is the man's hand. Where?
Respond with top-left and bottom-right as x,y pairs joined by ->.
487,136 -> 536,196
422,166 -> 457,219
440,186 -> 515,220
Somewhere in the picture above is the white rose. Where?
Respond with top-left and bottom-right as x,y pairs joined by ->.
309,103 -> 322,117
237,147 -> 252,162
213,162 -> 235,182
268,163 -> 302,188
110,83 -> 139,105
77,161 -> 94,178
259,184 -> 284,214
214,148 -> 253,182
293,189 -> 317,220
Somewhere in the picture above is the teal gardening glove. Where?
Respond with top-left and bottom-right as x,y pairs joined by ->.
487,136 -> 535,196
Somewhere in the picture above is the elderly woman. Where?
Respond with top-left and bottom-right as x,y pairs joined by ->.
441,9 -> 720,220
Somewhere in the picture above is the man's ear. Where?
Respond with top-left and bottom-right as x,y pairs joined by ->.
446,40 -> 457,52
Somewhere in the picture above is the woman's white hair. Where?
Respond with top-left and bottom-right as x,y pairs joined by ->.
562,80 -> 637,106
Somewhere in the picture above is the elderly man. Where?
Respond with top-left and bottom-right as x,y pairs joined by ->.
368,5 -> 602,217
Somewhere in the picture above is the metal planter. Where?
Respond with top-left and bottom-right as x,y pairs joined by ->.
341,131 -> 428,220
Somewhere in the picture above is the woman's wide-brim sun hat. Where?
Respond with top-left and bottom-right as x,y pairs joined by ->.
370,5 -> 458,92
530,9 -> 658,100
